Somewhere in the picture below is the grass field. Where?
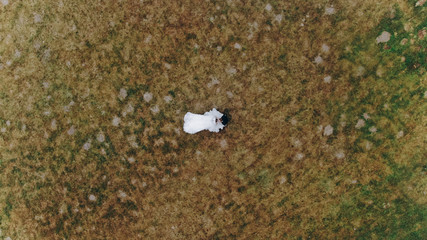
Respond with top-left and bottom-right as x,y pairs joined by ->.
0,0 -> 426,239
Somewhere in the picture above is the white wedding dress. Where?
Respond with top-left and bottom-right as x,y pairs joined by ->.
183,108 -> 225,134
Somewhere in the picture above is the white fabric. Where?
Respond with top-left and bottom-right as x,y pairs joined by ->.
183,108 -> 225,134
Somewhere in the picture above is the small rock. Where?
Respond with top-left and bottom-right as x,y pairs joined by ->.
207,76 -> 220,88
15,49 -> 21,58
67,126 -> 76,135
355,119 -> 365,129
314,56 -> 323,64
83,140 -> 91,150
118,190 -> 127,198
292,138 -> 302,148
369,126 -> 377,133
323,125 -> 333,136
219,139 -> 228,149
226,91 -> 234,98
118,88 -> 127,100
144,35 -> 152,43
226,66 -> 237,75
164,63 -> 172,69
325,6 -> 335,15
365,141 -> 372,150
295,153 -> 304,160
164,95 -> 172,103
97,132 -> 105,142
335,150 -> 345,159
415,0 -> 426,7
363,113 -> 370,120
143,92 -> 153,102
376,31 -> 391,43
356,66 -> 365,76
112,116 -> 121,126
150,105 -> 160,114
122,103 -> 134,117
34,13 -> 42,23
51,119 -> 57,130
321,44 -> 330,53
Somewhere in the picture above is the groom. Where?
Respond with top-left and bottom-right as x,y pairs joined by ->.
216,114 -> 229,126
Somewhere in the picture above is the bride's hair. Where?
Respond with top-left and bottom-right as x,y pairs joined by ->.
220,115 -> 229,125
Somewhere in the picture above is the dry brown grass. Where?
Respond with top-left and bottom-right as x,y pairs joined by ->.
0,0 -> 426,239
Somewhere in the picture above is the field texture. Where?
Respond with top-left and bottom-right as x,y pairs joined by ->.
0,0 -> 426,239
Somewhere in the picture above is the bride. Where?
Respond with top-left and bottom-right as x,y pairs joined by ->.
183,108 -> 229,134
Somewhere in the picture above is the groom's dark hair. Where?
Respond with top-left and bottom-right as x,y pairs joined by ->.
220,115 -> 229,125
